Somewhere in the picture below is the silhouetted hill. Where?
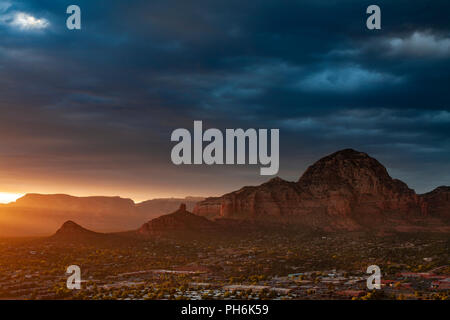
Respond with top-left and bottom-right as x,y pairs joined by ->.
51,220 -> 107,241
137,204 -> 217,237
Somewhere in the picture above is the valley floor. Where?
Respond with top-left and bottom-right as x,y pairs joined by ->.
0,231 -> 448,300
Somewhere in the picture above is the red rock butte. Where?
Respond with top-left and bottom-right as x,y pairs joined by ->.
193,149 -> 450,232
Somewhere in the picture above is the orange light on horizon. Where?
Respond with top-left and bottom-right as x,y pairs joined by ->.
0,192 -> 24,204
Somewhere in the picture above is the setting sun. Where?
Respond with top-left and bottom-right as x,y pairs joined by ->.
0,192 -> 24,204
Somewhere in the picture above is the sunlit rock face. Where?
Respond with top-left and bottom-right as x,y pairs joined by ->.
194,149 -> 449,231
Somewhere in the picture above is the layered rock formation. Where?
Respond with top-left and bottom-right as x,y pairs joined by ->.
420,186 -> 450,221
194,149 -> 449,231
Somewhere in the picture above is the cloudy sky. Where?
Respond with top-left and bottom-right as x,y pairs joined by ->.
0,0 -> 449,201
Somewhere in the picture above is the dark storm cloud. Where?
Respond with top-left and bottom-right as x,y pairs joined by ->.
0,0 -> 449,197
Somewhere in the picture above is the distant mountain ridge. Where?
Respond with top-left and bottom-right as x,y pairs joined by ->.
2,149 -> 449,237
194,149 -> 450,232
0,194 -> 204,237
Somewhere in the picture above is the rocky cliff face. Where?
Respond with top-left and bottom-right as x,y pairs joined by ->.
194,149 -> 449,231
192,196 -> 223,219
217,177 -> 303,220
420,186 -> 450,221
295,149 -> 422,229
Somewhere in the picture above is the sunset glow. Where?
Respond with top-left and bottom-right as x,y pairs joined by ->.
0,192 -> 24,204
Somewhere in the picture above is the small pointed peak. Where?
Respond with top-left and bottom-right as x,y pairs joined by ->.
55,220 -> 91,235
57,220 -> 86,232
53,220 -> 101,240
169,203 -> 190,216
62,220 -> 79,227
260,177 -> 289,187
